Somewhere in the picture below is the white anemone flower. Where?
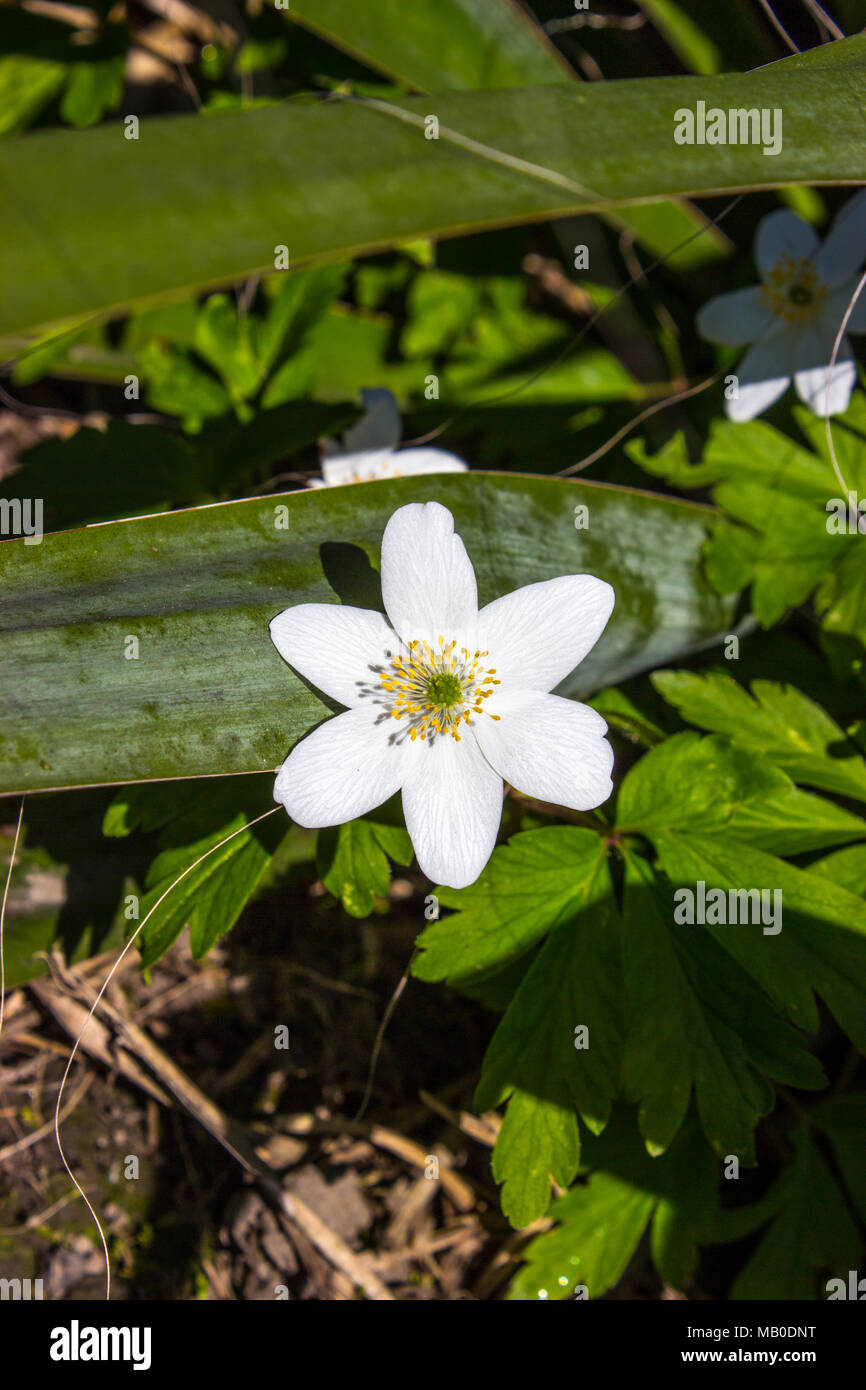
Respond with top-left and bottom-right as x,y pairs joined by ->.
311,387 -> 468,486
697,190 -> 866,421
269,501 -> 614,889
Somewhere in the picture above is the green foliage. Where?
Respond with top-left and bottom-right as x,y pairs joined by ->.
2,0 -> 865,1299
317,816 -> 413,917
652,672 -> 866,802
103,780 -> 285,969
5,40 -> 866,338
508,1113 -> 720,1300
629,396 -> 866,677
0,473 -> 735,795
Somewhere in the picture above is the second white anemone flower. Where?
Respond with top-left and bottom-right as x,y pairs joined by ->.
270,501 -> 614,888
312,387 -> 468,486
696,190 -> 866,421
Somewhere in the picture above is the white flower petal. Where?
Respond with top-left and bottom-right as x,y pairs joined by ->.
815,189 -> 866,288
274,707 -> 406,825
794,328 -> 857,416
474,691 -> 613,812
380,501 -> 478,645
695,286 -> 773,346
331,388 -> 402,455
388,447 -> 468,475
826,280 -> 866,335
725,331 -> 793,422
477,575 -> 614,696
401,732 -> 503,889
270,603 -> 398,708
319,450 -> 393,485
755,210 -> 819,278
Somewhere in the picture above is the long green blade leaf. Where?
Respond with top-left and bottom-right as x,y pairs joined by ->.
0,472 -> 735,794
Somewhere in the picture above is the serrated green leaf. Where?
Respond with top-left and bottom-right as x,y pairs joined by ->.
473,849 -> 620,1225
620,855 -> 824,1162
616,731 -> 781,834
811,1094 -> 866,1224
508,1111 -> 720,1299
319,816 -> 412,917
652,672 -> 866,803
652,835 -> 866,1052
808,843 -> 866,897
510,1170 -> 655,1300
731,1128 -> 861,1300
631,402 -> 866,628
491,1088 -> 580,1231
108,778 -> 285,968
413,826 -> 606,984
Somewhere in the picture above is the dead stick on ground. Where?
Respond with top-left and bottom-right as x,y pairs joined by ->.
34,961 -> 394,1301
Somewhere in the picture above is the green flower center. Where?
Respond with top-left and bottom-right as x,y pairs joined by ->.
378,635 -> 501,743
426,671 -> 463,707
760,254 -> 828,324
787,283 -> 812,306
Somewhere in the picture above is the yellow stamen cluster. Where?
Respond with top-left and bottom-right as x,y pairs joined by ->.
760,254 -> 828,324
379,634 -> 501,743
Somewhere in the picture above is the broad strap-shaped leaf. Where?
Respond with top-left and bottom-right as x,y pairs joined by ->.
288,0 -> 729,267
4,40 -> 866,337
0,473 -> 736,794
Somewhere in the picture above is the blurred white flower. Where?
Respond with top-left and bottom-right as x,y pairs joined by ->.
270,501 -> 614,889
697,190 -> 866,421
311,387 -> 468,486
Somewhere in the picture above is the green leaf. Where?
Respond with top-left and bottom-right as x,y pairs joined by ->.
631,403 -> 866,628
474,849 -> 620,1226
652,835 -> 866,1052
288,0 -> 575,91
616,732 -> 781,835
490,1088 -> 580,1232
318,816 -> 413,917
0,472 -> 736,794
807,843 -> 866,897
652,672 -> 866,803
413,826 -> 607,984
620,854 -> 824,1162
816,541 -> 866,685
811,1094 -> 866,1224
639,0 -> 722,75
5,40 -> 866,338
288,0 -> 728,267
59,55 -> 124,129
0,55 -> 66,136
508,1111 -> 720,1299
130,779 -> 285,968
0,790 -> 132,987
588,686 -> 667,750
475,851 -> 619,1124
510,1169 -> 655,1299
731,1127 -> 861,1300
